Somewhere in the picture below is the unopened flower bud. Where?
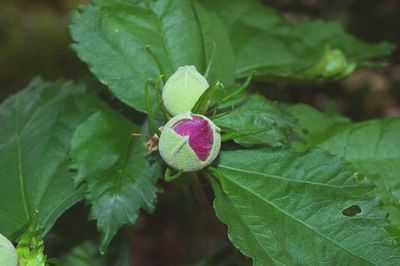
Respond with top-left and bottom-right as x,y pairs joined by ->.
159,112 -> 221,172
162,65 -> 209,116
0,234 -> 18,266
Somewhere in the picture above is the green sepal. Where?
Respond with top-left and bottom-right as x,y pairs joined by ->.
145,45 -> 167,84
220,71 -> 254,104
145,80 -> 161,136
164,167 -> 184,182
155,76 -> 171,120
192,81 -> 223,115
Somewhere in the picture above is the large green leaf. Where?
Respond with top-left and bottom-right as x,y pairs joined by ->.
291,104 -> 400,229
202,0 -> 394,82
212,94 -> 297,147
0,78 -> 105,239
70,111 -> 162,252
70,0 -> 235,113
210,148 -> 400,265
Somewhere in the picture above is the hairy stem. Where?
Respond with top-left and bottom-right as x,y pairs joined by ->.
189,172 -> 226,235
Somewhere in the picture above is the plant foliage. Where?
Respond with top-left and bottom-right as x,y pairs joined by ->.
0,0 -> 399,265
0,79 -> 104,238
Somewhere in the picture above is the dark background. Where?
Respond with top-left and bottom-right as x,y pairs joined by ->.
1,1 -> 399,265
1,0 -> 399,120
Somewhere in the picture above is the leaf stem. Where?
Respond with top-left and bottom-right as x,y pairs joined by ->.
144,80 -> 161,136
189,172 -> 226,235
189,172 -> 214,215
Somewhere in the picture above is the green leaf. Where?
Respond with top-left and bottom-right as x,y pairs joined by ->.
202,0 -> 394,82
144,80 -> 161,136
210,148 -> 400,265
212,94 -> 297,147
70,111 -> 162,253
291,104 -> 400,230
70,0 -> 235,113
0,78 -> 105,239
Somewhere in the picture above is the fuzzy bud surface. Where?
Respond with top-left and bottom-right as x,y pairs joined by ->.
162,65 -> 209,116
159,112 -> 221,172
0,234 -> 18,266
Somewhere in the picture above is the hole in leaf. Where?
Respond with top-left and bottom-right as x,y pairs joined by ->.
341,205 -> 362,217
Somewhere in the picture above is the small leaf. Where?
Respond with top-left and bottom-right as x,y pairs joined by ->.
210,148 -> 400,265
145,45 -> 167,84
70,112 -> 162,252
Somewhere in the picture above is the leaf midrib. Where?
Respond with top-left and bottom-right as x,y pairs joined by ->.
214,181 -> 281,265
15,94 -> 30,220
112,128 -> 136,196
190,0 -> 207,72
219,170 -> 373,264
144,1 -> 175,72
0,208 -> 25,224
219,164 -> 362,190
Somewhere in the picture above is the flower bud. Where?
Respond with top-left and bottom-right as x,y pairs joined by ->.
300,48 -> 356,81
162,65 -> 209,116
159,112 -> 221,172
0,234 -> 18,266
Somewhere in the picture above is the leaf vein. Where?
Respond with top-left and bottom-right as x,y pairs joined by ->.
223,175 -> 373,264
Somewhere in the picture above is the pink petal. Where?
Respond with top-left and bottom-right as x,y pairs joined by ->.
173,115 -> 213,161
